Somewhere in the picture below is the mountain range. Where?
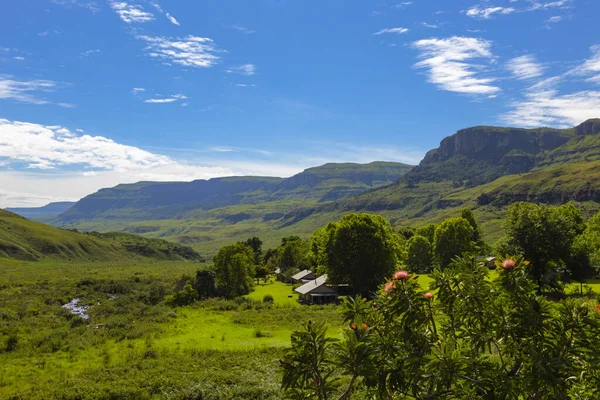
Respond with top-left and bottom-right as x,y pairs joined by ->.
6,119 -> 600,257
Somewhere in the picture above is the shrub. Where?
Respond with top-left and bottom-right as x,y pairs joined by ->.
262,294 -> 274,304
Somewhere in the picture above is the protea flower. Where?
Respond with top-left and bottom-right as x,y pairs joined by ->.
384,281 -> 395,293
351,323 -> 357,330
595,304 -> 600,314
423,292 -> 433,300
362,323 -> 368,329
393,270 -> 409,280
501,258 -> 517,271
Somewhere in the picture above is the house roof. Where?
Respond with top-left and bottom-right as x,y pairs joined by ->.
291,269 -> 315,281
295,274 -> 335,295
274,268 -> 281,274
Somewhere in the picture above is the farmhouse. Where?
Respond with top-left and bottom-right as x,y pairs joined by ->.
291,269 -> 317,283
294,274 -> 339,304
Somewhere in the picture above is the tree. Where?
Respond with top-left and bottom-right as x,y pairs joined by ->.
313,213 -> 405,295
415,223 -> 436,244
193,269 -> 217,299
460,207 -> 483,247
281,256 -> 600,399
580,210 -> 600,266
213,243 -> 255,298
433,217 -> 474,268
242,236 -> 263,265
279,236 -> 310,271
406,234 -> 433,273
501,202 -> 586,290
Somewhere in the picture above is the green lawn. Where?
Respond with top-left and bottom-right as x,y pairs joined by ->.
245,279 -> 300,306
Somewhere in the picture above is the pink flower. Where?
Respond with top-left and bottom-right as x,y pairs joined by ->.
393,270 -> 409,280
350,323 -> 357,330
422,292 -> 433,300
501,259 -> 517,271
384,281 -> 395,293
362,323 -> 368,330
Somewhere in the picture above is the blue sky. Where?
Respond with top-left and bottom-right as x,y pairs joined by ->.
1,0 -> 600,206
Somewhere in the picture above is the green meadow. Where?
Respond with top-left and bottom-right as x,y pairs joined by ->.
0,260 -> 339,399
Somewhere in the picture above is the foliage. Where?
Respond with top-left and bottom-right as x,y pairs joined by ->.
460,207 -> 483,248
433,217 -> 475,268
415,223 -> 436,244
165,283 -> 198,307
406,234 -> 433,273
241,236 -> 263,265
312,213 -> 405,295
212,243 -> 256,298
281,255 -> 600,399
501,202 -> 588,290
263,294 -> 274,303
193,269 -> 218,299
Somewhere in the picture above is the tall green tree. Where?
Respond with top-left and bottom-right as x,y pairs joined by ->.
433,217 -> 474,268
460,208 -> 483,247
313,213 -> 405,295
213,243 -> 255,298
415,223 -> 436,244
406,234 -> 433,273
501,202 -> 586,290
242,236 -> 263,265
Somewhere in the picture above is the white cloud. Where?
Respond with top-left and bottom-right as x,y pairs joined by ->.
0,77 -> 58,105
465,6 -> 515,19
395,2 -> 412,8
412,36 -> 500,95
501,88 -> 600,127
572,45 -> 600,83
14,56 -> 25,61
225,64 -> 256,76
223,24 -> 256,34
137,35 -> 221,68
527,0 -> 571,11
80,49 -> 101,57
546,15 -> 563,23
132,87 -> 146,93
373,27 -> 409,35
507,55 -> 544,80
150,2 -> 162,13
144,94 -> 187,104
110,1 -> 154,23
165,12 -> 180,25
422,23 -> 439,28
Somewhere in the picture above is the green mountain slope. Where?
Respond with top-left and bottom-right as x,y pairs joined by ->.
53,162 -> 413,224
42,120 -> 600,256
0,209 -> 202,262
6,201 -> 76,220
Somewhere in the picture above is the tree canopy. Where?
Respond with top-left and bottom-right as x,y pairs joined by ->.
500,202 -> 587,290
433,217 -> 475,268
212,243 -> 255,298
406,234 -> 433,273
311,213 -> 405,295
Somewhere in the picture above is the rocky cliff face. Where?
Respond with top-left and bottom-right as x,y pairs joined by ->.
404,125 -> 573,185
575,119 -> 600,136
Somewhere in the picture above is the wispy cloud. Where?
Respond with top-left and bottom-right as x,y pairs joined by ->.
501,46 -> 600,127
571,45 -> 600,83
226,64 -> 256,76
137,35 -> 221,68
422,23 -> 439,28
465,6 -> 515,19
395,2 -> 412,8
110,1 -> 154,23
144,94 -> 187,104
80,49 -> 101,57
222,24 -> 256,34
132,87 -> 145,93
412,36 -> 500,95
507,55 -> 544,80
374,27 -> 409,35
165,13 -> 180,26
0,77 -> 58,105
50,0 -> 100,13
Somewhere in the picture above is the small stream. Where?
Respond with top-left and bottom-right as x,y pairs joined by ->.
62,298 -> 89,319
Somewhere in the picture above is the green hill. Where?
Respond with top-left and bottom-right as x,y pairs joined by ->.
5,201 -> 76,220
39,120 -> 600,255
0,209 -> 202,262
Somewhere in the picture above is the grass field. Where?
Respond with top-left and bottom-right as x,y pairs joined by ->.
245,279 -> 300,306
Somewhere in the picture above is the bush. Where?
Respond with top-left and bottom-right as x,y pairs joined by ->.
262,294 -> 274,304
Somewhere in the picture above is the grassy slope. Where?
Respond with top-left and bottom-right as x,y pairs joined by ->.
0,210 -> 201,262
